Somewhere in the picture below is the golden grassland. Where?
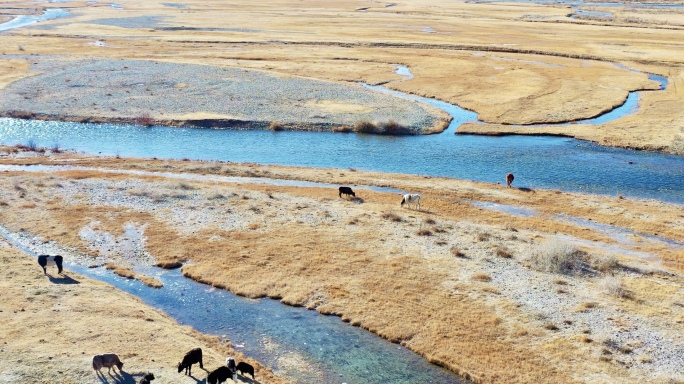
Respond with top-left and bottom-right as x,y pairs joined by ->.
1,0 -> 684,151
1,148 -> 683,383
0,246 -> 285,384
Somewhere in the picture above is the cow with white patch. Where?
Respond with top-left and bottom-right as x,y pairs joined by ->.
38,255 -> 63,275
400,194 -> 421,210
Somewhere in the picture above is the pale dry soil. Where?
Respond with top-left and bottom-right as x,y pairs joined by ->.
1,148 -> 684,383
1,0 -> 684,152
0,246 -> 285,384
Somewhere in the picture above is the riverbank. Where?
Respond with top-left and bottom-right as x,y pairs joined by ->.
0,245 -> 285,383
1,147 -> 683,383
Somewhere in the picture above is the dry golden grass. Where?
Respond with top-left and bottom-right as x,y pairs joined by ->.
0,247 -> 283,383
2,151 -> 684,383
105,262 -> 136,279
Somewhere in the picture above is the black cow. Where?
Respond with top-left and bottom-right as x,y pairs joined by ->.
339,186 -> 355,198
139,373 -> 155,384
178,348 -> 203,376
236,361 -> 255,380
37,255 -> 63,275
207,366 -> 233,384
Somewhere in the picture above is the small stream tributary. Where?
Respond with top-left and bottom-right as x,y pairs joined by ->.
0,226 -> 464,384
0,9 -> 70,32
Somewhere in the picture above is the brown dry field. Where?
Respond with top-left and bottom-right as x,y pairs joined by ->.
0,246 -> 285,384
1,148 -> 684,383
1,0 -> 684,152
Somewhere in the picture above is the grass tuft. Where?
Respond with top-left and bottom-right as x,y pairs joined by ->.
451,246 -> 466,258
495,246 -> 513,258
528,240 -> 586,275
471,273 -> 492,282
381,211 -> 402,222
269,121 -> 284,131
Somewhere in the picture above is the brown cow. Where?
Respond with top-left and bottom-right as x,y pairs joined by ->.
506,173 -> 514,188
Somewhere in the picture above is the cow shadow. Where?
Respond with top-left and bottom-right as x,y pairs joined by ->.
517,187 -> 534,192
47,273 -> 80,284
186,373 -> 207,383
95,370 -> 137,384
351,197 -> 364,204
236,375 -> 259,383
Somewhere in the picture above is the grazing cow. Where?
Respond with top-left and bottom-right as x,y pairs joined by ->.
226,357 -> 236,375
92,353 -> 124,374
506,173 -> 515,188
236,361 -> 255,380
38,255 -> 63,275
207,366 -> 233,384
178,347 -> 203,376
400,194 -> 421,210
339,186 -> 356,199
139,373 -> 155,384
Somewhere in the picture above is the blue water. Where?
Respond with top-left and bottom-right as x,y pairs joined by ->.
1,117 -> 683,203
0,225 -> 462,383
1,117 -> 683,202
0,9 -> 70,32
70,266 -> 463,384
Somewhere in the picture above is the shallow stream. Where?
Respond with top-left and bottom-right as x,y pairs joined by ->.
0,227 -> 464,384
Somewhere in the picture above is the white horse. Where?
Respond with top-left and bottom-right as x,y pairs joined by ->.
400,193 -> 421,210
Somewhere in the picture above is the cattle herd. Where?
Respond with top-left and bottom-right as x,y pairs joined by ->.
91,348 -> 254,383
44,176 -> 518,383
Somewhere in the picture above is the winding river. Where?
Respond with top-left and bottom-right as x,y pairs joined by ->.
1,106 -> 683,203
0,3 -> 682,382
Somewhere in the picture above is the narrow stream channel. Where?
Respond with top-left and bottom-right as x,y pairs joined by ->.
0,9 -> 70,32
0,227 -> 464,384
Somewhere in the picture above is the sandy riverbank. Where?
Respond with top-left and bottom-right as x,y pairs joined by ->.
1,147 -> 683,383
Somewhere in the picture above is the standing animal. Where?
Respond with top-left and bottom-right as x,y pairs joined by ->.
236,361 -> 255,380
339,186 -> 356,199
139,373 -> 155,384
400,193 -> 421,210
207,366 -> 233,384
506,173 -> 515,188
178,347 -> 203,376
226,357 -> 236,374
92,353 -> 124,374
37,255 -> 63,275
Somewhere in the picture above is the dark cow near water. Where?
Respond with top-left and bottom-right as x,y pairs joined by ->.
178,347 -> 203,376
139,373 -> 155,384
38,255 -> 63,275
506,173 -> 515,188
207,366 -> 233,384
339,186 -> 356,198
236,361 -> 255,380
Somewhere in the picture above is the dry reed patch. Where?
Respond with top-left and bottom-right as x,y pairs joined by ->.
528,241 -> 587,275
0,248 -> 282,383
